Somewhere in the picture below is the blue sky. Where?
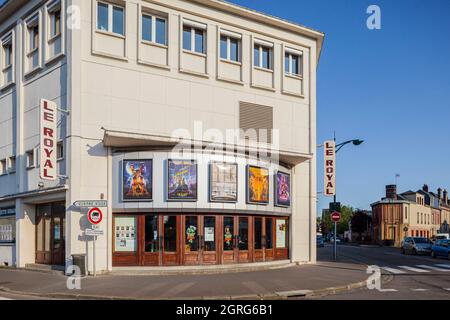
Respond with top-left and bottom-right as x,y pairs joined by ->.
228,0 -> 450,213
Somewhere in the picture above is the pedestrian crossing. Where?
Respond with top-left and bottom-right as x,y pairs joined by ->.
381,264 -> 450,274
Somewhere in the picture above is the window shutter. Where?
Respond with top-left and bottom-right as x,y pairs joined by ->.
239,101 -> 273,144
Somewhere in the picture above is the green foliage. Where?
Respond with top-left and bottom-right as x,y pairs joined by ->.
322,205 -> 354,235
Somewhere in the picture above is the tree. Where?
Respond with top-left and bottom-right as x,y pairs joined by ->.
322,205 -> 354,235
351,210 -> 372,240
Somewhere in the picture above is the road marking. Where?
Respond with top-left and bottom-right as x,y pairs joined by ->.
398,266 -> 430,273
381,267 -> 406,274
444,288 -> 450,291
416,265 -> 450,272
411,288 -> 428,292
0,297 -> 12,300
435,264 -> 450,269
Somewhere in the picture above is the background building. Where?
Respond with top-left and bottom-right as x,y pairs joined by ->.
0,0 -> 323,272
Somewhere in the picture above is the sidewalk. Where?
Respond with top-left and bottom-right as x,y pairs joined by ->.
0,261 -> 371,300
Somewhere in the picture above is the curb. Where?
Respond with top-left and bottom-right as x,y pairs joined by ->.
0,276 -> 381,300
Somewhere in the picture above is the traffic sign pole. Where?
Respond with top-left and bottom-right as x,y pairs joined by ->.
334,221 -> 337,261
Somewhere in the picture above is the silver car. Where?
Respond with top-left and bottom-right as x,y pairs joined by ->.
401,237 -> 432,255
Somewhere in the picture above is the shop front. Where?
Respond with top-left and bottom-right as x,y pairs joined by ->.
112,213 -> 289,266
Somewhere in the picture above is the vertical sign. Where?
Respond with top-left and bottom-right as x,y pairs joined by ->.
324,140 -> 336,196
40,99 -> 57,181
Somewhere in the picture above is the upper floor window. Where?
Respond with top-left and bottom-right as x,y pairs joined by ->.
0,159 -> 6,175
49,3 -> 61,39
28,20 -> 39,53
254,41 -> 272,70
220,31 -> 240,62
285,51 -> 302,77
3,42 -> 12,69
8,156 -> 16,173
25,14 -> 40,72
183,21 -> 206,54
142,13 -> 167,45
97,1 -> 124,36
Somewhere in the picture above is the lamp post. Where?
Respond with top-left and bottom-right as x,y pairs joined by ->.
331,137 -> 364,261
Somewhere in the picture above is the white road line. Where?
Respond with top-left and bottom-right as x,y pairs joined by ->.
381,267 -> 407,274
0,297 -> 12,300
444,288 -> 450,291
435,264 -> 450,269
411,289 -> 428,292
416,265 -> 450,272
398,266 -> 430,273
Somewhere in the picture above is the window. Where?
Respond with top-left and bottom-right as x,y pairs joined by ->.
141,14 -> 167,45
405,207 -> 408,220
254,43 -> 272,70
57,141 -> 64,160
3,42 -> 12,68
285,51 -> 302,77
1,33 -> 13,85
0,159 -> 6,175
183,23 -> 206,54
0,208 -> 16,243
26,15 -> 40,71
48,2 -> 61,39
8,156 -> 16,173
97,2 -> 124,36
26,150 -> 35,169
220,33 -> 240,62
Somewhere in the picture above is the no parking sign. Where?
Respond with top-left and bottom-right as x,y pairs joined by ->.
87,207 -> 103,225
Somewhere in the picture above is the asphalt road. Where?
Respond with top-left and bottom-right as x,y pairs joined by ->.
309,243 -> 450,300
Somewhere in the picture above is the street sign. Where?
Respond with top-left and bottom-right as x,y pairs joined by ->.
331,211 -> 341,222
74,200 -> 107,207
85,229 -> 104,236
329,202 -> 341,213
87,207 -> 103,225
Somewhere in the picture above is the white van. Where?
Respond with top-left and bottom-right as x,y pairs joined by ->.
435,233 -> 450,240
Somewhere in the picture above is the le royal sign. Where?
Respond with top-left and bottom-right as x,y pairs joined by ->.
324,140 -> 336,196
40,99 -> 57,181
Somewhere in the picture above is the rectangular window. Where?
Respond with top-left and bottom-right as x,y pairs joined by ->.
57,141 -> 64,160
141,14 -> 166,45
183,24 -> 206,54
8,156 -> 16,173
26,150 -> 35,168
265,218 -> 273,249
49,4 -> 61,38
220,34 -> 240,62
0,159 -> 6,175
97,2 -> 124,36
29,24 -> 39,52
254,44 -> 272,70
0,208 -> 16,243
3,43 -> 12,68
144,215 -> 159,253
285,50 -> 302,77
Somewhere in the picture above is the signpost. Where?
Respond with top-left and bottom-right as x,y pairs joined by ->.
74,200 -> 107,208
331,211 -> 341,261
84,207 -> 104,277
324,140 -> 336,197
40,99 -> 57,181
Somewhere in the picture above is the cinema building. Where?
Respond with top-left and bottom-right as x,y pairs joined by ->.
0,0 -> 323,272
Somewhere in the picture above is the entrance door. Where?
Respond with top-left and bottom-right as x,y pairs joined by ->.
35,204 -> 65,266
237,216 -> 250,263
142,215 -> 160,266
183,215 -> 200,265
222,216 -> 236,263
264,217 -> 274,261
162,215 -> 179,265
201,216 -> 218,264
254,217 -> 264,262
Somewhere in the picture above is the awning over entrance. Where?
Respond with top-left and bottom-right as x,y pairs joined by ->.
102,127 -> 313,166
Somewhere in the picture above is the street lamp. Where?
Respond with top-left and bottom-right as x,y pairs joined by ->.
331,137 -> 364,261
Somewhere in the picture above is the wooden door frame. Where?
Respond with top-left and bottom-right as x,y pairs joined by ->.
140,214 -> 161,266
161,214 -> 181,266
112,214 -> 140,266
200,215 -> 219,265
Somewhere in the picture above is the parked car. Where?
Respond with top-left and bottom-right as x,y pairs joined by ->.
431,240 -> 450,259
330,237 -> 341,243
316,235 -> 325,247
401,237 -> 432,255
436,233 -> 450,240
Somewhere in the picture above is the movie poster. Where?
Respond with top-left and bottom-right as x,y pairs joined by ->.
210,162 -> 238,202
168,160 -> 198,201
122,160 -> 153,201
247,165 -> 269,204
275,171 -> 291,207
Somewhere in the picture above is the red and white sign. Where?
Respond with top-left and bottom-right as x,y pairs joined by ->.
331,211 -> 341,222
40,99 -> 57,181
88,207 -> 103,225
324,140 -> 336,196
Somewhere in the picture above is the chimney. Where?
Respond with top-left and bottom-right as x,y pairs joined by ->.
444,189 -> 448,204
422,184 -> 429,192
386,185 -> 397,200
438,188 -> 442,200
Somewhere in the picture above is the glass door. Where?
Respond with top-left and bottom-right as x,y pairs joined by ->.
238,216 -> 250,263
142,215 -> 160,266
254,217 -> 263,262
201,216 -> 218,264
36,205 -> 52,264
222,216 -> 236,264
183,216 -> 200,265
264,217 -> 274,261
162,215 -> 179,265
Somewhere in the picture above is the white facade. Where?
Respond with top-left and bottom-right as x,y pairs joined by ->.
0,0 -> 323,273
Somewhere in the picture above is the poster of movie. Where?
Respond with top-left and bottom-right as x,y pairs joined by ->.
275,171 -> 291,207
168,160 -> 198,201
122,160 -> 153,201
247,165 -> 269,204
210,162 -> 238,202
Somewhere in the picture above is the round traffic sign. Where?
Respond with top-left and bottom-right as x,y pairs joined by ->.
88,207 -> 103,225
331,211 -> 341,222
